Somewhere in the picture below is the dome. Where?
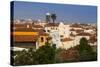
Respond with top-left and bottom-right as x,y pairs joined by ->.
46,13 -> 51,15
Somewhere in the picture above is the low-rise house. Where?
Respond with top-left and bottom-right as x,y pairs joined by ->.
12,25 -> 52,50
61,37 -> 74,49
12,31 -> 52,50
70,23 -> 83,30
12,31 -> 38,49
70,28 -> 84,35
84,29 -> 95,35
32,25 -> 44,30
33,21 -> 47,27
70,28 -> 77,35
45,23 -> 59,33
88,36 -> 97,46
13,22 -> 33,30
38,31 -> 52,47
74,32 -> 91,45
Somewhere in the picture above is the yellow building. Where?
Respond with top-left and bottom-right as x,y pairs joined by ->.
12,23 -> 52,49
12,30 -> 52,49
38,32 -> 52,47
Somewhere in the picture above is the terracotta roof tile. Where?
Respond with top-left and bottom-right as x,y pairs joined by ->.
32,25 -> 43,28
13,35 -> 38,42
70,28 -> 76,31
13,28 -> 37,32
89,36 -> 97,43
61,38 -> 73,42
75,29 -> 84,33
76,32 -> 91,36
39,32 -> 49,36
70,24 -> 82,28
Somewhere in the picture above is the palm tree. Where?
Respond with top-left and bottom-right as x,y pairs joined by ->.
51,13 -> 56,23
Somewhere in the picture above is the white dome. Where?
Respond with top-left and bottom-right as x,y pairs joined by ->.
46,13 -> 51,15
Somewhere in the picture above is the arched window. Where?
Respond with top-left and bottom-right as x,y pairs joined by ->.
41,37 -> 44,42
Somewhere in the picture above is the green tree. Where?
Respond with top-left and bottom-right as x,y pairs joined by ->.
14,49 -> 29,65
78,37 -> 97,61
36,43 -> 56,64
13,43 -> 56,65
14,48 -> 38,66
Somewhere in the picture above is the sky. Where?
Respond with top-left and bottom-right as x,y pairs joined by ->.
12,1 -> 97,23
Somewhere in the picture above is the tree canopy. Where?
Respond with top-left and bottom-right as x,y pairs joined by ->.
13,43 -> 56,66
78,37 -> 97,61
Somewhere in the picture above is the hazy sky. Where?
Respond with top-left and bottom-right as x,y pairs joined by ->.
12,1 -> 97,23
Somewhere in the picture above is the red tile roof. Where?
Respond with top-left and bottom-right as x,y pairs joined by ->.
13,35 -> 38,42
70,28 -> 76,31
32,25 -> 43,28
70,24 -> 82,28
89,36 -> 97,43
70,33 -> 76,37
61,38 -> 73,42
13,28 -> 37,32
39,32 -> 49,36
76,32 -> 91,36
75,29 -> 84,33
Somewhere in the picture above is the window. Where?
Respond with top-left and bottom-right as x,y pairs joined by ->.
43,30 -> 46,32
60,39 -> 63,41
60,35 -> 63,37
56,28 -> 57,30
47,30 -> 50,32
41,37 -> 44,42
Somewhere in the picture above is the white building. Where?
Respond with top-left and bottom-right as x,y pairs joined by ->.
44,23 -> 97,50
74,32 -> 91,45
59,23 -> 70,38
60,37 -> 74,49
44,22 -> 71,49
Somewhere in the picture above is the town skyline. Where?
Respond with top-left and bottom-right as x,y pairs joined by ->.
11,1 -> 97,65
13,1 -> 97,23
